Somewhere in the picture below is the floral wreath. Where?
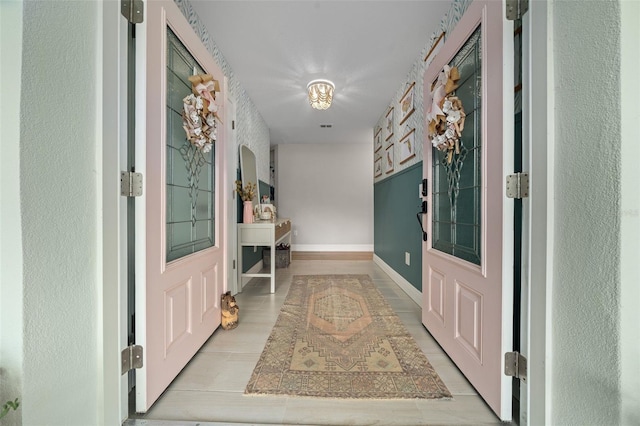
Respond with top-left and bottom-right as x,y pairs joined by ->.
426,65 -> 466,164
181,74 -> 220,153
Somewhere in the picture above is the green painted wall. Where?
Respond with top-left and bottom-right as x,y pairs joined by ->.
374,162 -> 423,291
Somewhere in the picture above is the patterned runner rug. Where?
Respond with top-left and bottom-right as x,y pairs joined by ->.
244,275 -> 451,399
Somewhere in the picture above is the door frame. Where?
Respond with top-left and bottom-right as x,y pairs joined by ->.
100,0 -> 130,423
225,89 -> 239,295
98,0 -> 555,423
520,1 -> 553,424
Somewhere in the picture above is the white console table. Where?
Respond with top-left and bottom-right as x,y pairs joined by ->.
237,218 -> 291,293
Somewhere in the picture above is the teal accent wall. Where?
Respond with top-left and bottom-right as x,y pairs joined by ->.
374,162 -> 423,291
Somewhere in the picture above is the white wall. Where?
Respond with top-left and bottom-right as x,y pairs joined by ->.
18,1 -> 102,424
620,1 -> 640,423
551,1 -> 625,424
0,1 -> 24,425
276,143 -> 373,251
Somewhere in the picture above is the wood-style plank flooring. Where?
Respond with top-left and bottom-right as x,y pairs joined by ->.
125,260 -> 503,426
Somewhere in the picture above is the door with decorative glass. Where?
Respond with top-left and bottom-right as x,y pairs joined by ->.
421,0 -> 514,420
134,0 -> 227,412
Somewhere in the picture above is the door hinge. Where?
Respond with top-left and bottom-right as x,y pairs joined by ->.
121,345 -> 143,375
506,172 -> 529,199
121,0 -> 144,24
232,120 -> 236,130
506,0 -> 528,20
233,260 -> 236,269
121,171 -> 143,197
504,351 -> 527,381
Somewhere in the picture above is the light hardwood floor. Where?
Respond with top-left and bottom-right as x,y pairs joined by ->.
126,260 -> 503,426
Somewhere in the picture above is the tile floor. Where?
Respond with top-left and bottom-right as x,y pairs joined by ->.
126,260 -> 504,426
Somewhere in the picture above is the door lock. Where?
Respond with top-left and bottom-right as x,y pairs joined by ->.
416,200 -> 428,242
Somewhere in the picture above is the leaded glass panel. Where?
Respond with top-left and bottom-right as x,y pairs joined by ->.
432,27 -> 482,265
166,28 -> 215,262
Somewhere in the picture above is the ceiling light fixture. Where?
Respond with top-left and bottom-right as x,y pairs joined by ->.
307,79 -> 335,110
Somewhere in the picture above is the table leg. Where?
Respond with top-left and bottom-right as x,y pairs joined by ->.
270,241 -> 275,293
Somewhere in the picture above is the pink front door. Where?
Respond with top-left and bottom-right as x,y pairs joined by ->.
135,0 -> 227,412
421,0 -> 514,420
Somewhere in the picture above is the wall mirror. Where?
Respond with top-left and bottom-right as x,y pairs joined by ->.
239,144 -> 260,214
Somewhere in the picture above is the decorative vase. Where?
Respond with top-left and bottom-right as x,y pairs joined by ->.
243,200 -> 254,224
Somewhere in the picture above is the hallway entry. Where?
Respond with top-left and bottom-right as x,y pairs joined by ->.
127,260 -> 501,425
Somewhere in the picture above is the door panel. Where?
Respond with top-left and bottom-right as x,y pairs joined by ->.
422,0 -> 513,420
135,0 -> 226,412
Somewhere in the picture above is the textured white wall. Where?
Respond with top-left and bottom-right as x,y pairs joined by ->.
0,1 -> 24,425
276,143 -> 373,251
552,1 -> 622,424
19,1 -> 100,424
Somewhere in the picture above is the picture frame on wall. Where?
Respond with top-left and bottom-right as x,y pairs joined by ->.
398,82 -> 415,126
384,107 -> 394,142
424,31 -> 446,65
374,128 -> 382,152
399,128 -> 416,164
374,156 -> 382,177
384,144 -> 394,174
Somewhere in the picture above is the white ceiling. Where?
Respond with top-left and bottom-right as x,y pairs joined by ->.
190,0 -> 452,145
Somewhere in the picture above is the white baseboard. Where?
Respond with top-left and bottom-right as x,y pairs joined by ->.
373,254 -> 422,307
292,244 -> 374,252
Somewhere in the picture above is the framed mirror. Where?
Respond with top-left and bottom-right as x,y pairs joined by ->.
239,144 -> 260,214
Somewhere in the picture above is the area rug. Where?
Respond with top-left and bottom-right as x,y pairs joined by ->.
244,274 -> 451,399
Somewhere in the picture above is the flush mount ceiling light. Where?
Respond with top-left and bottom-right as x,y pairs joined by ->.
307,79 -> 335,110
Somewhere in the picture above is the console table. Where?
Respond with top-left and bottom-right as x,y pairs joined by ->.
237,218 -> 291,293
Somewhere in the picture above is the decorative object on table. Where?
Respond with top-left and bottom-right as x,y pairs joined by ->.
398,82 -> 416,125
374,156 -> 382,178
262,243 -> 290,269
235,180 -> 256,223
398,127 -> 416,165
220,291 -> 239,330
374,128 -> 382,153
384,144 -> 394,174
242,201 -> 254,224
384,107 -> 394,142
245,274 -> 451,399
181,73 -> 220,153
426,65 -> 466,164
255,203 -> 276,221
